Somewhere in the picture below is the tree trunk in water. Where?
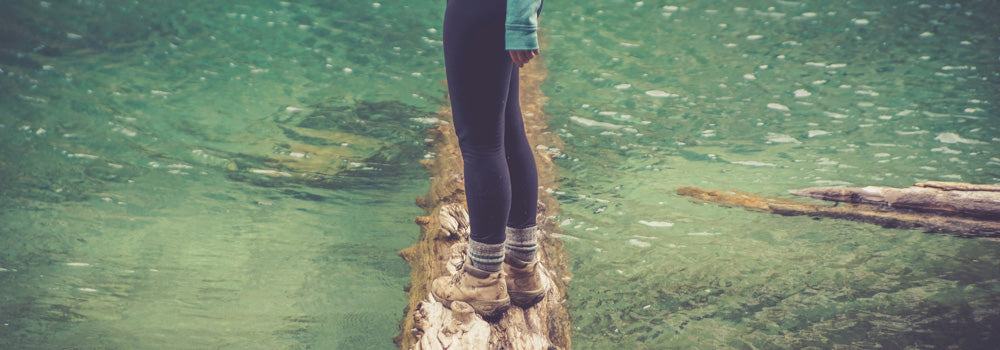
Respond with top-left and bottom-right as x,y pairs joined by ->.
394,57 -> 572,349
677,182 -> 1000,239
791,181 -> 1000,220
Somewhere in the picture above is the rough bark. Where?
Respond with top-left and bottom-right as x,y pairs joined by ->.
791,181 -> 1000,220
394,58 -> 572,349
677,183 -> 1000,239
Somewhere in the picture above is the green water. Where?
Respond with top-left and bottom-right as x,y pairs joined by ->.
1,0 -> 998,349
541,0 -> 1000,348
2,1 -> 444,348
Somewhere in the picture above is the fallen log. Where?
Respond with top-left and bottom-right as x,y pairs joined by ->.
791,181 -> 1000,220
677,183 -> 1000,239
394,56 -> 572,349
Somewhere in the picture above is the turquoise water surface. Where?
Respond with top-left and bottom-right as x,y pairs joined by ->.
2,1 -> 444,348
2,0 -> 998,349
542,0 -> 999,348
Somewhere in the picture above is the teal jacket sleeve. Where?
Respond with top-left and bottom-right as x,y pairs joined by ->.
505,0 -> 543,50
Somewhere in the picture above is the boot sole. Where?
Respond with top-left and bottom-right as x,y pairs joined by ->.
510,289 -> 545,308
466,298 -> 510,318
432,290 -> 511,318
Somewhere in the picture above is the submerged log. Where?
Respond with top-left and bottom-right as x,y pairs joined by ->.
395,57 -> 572,349
677,182 -> 1000,239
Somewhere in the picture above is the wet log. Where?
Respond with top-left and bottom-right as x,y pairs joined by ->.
791,181 -> 1000,220
677,183 -> 1000,239
394,57 -> 572,349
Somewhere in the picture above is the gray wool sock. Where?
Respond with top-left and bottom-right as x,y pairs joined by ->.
467,239 -> 504,273
505,226 -> 538,263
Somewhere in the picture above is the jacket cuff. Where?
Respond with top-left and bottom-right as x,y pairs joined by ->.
505,25 -> 539,51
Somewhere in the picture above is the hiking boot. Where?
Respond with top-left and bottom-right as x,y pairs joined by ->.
503,256 -> 546,308
430,260 -> 510,318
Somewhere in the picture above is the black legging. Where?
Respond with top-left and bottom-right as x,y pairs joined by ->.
443,0 -> 539,245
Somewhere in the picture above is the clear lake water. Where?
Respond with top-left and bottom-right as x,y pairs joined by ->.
1,0 -> 998,349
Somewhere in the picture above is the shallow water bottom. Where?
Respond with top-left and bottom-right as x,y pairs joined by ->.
551,155 -> 1000,349
1,172 -> 426,349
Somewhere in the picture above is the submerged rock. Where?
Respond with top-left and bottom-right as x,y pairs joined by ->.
224,99 -> 432,191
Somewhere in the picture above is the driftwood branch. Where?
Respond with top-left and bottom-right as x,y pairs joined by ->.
677,182 -> 1000,239
395,58 -> 572,349
791,181 -> 1000,220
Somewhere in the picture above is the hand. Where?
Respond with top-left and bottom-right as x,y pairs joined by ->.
509,49 -> 540,68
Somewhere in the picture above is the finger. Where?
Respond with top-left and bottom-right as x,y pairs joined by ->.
522,52 -> 534,66
510,51 -> 523,67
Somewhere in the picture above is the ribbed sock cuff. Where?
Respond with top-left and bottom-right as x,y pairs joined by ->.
505,226 -> 538,263
468,240 -> 504,273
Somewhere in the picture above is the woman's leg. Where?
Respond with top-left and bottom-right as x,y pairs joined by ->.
501,68 -> 540,266
503,68 -> 539,231
432,0 -> 513,318
443,0 -> 512,269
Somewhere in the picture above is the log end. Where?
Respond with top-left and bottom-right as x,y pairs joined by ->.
676,186 -> 774,211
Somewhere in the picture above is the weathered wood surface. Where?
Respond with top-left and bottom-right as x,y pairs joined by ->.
677,183 -> 1000,239
394,58 -> 572,349
792,181 -> 1000,220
